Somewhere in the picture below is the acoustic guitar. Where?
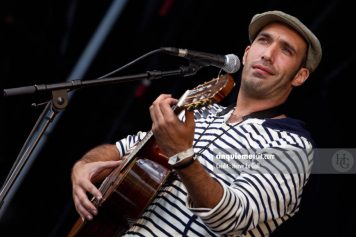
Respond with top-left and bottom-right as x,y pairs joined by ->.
67,74 -> 235,237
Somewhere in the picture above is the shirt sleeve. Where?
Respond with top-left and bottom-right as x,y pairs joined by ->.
186,129 -> 314,235
115,131 -> 147,157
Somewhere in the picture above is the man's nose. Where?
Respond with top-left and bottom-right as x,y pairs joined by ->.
261,44 -> 277,63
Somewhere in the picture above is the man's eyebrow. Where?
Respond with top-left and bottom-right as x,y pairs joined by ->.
280,40 -> 297,55
258,31 -> 298,55
256,32 -> 272,39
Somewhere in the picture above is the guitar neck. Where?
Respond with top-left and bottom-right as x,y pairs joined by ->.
121,130 -> 154,170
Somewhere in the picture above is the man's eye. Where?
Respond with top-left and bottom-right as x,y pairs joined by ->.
282,47 -> 293,56
257,37 -> 268,44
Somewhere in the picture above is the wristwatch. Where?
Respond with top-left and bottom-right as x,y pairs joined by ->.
168,147 -> 196,169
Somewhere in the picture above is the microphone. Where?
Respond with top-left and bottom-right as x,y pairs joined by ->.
161,47 -> 240,73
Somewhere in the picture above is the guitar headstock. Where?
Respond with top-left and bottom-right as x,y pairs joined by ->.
176,74 -> 235,111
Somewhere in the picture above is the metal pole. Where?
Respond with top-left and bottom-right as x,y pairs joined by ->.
0,0 -> 128,220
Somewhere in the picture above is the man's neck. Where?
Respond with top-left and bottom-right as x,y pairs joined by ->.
228,92 -> 287,123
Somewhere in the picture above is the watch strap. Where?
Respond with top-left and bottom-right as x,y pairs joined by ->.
171,155 -> 196,170
168,147 -> 195,167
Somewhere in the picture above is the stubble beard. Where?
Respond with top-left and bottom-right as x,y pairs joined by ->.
240,69 -> 271,100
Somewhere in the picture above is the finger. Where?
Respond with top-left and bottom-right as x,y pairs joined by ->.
74,193 -> 93,220
166,97 -> 178,106
79,184 -> 99,215
150,101 -> 165,128
151,94 -> 172,115
83,178 -> 103,200
153,94 -> 172,103
73,187 -> 96,220
150,94 -> 174,118
151,97 -> 178,123
159,97 -> 179,119
84,161 -> 122,200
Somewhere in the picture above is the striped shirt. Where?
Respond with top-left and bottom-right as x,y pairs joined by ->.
115,104 -> 314,237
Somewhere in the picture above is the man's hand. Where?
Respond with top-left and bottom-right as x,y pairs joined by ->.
149,94 -> 195,157
71,159 -> 121,220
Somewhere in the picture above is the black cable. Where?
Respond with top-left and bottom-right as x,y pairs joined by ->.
96,48 -> 164,79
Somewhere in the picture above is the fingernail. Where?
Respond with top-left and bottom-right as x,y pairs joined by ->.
87,215 -> 92,220
92,209 -> 97,215
81,216 -> 85,222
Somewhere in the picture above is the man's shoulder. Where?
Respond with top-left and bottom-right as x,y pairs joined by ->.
261,117 -> 315,145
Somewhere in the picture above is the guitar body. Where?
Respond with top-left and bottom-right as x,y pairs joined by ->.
67,74 -> 235,237
68,138 -> 171,237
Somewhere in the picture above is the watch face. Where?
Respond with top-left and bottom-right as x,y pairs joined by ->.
168,155 -> 179,165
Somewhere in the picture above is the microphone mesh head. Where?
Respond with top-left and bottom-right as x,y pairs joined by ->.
224,54 -> 241,73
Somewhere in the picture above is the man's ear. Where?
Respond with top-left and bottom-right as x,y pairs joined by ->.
292,67 -> 310,87
242,46 -> 251,65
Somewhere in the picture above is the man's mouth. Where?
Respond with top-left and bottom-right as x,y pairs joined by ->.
252,64 -> 275,75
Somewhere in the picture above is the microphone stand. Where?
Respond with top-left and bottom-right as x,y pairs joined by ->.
0,64 -> 201,217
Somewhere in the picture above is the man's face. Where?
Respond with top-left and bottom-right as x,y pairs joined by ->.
241,22 -> 309,100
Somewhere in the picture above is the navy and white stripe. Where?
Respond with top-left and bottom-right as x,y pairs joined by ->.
115,104 -> 313,237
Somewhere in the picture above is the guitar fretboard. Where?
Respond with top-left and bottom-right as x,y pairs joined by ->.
121,130 -> 154,170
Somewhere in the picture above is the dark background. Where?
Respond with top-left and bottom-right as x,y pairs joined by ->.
1,0 -> 355,236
